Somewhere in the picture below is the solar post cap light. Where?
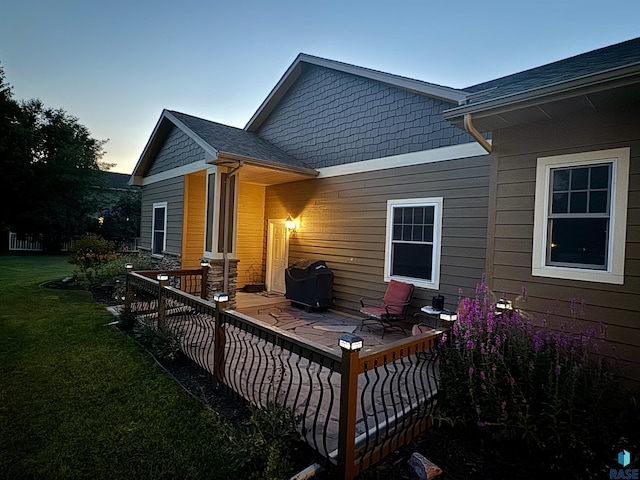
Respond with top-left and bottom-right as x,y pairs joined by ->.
339,334 -> 364,351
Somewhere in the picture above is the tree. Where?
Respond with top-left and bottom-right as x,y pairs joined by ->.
92,187 -> 141,246
0,63 -> 108,250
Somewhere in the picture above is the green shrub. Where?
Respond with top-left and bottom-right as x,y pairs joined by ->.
69,235 -> 117,270
225,402 -> 301,480
132,323 -> 183,364
437,275 -> 639,477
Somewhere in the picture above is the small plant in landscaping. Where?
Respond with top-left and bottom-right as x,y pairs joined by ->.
69,234 -> 118,286
117,310 -> 137,331
132,322 -> 184,364
437,275 -> 638,477
225,402 -> 302,480
69,234 -> 118,270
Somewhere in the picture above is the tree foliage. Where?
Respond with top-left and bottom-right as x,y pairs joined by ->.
0,63 -> 108,250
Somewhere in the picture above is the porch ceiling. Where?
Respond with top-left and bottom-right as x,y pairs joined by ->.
213,155 -> 319,186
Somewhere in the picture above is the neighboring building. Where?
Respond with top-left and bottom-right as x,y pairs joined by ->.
445,37 -> 640,381
131,39 -> 640,381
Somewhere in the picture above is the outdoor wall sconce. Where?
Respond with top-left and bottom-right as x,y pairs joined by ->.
339,334 -> 364,351
213,292 -> 229,303
439,311 -> 458,322
285,214 -> 297,233
496,299 -> 513,311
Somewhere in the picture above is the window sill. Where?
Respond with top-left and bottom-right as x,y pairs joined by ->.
532,266 -> 623,285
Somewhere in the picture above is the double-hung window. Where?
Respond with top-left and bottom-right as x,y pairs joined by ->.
532,148 -> 629,284
384,197 -> 443,290
151,202 -> 167,256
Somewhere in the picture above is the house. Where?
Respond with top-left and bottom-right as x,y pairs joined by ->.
444,37 -> 640,381
129,54 -> 490,310
131,38 -> 640,381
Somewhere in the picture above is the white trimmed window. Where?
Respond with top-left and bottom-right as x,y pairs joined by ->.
384,197 -> 443,290
151,202 -> 167,256
532,148 -> 629,284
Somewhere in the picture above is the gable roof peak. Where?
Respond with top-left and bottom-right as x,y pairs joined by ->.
245,52 -> 468,132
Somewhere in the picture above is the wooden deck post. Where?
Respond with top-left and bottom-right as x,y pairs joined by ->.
200,261 -> 209,299
124,268 -> 133,313
213,293 -> 229,384
156,274 -> 168,329
337,334 -> 363,480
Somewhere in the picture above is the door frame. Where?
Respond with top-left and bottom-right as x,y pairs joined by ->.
266,219 -> 289,293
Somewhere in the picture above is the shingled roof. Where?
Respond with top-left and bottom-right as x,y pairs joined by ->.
447,37 -> 640,117
168,110 -> 311,169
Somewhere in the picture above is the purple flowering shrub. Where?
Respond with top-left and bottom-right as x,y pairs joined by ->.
437,275 -> 636,474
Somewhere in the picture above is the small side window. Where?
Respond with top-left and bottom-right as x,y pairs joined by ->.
152,202 -> 167,256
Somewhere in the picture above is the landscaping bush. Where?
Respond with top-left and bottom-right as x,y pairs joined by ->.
131,322 -> 184,364
69,234 -> 117,270
69,234 -> 118,285
225,402 -> 302,480
70,233 -> 152,291
437,275 -> 639,477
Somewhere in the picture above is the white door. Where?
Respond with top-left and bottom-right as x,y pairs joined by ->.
266,220 -> 289,293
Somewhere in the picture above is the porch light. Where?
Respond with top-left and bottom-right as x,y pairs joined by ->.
285,214 -> 296,233
213,292 -> 229,303
339,334 -> 364,351
439,311 -> 458,322
496,299 -> 513,311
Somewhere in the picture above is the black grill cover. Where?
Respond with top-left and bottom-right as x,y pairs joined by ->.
285,260 -> 334,309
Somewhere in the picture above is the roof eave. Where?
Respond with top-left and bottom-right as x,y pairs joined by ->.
444,63 -> 640,129
128,110 -> 219,184
214,152 -> 319,178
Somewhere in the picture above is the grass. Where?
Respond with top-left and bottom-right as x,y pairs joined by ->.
0,255 -> 238,479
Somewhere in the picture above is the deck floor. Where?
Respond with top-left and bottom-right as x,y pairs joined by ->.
234,292 -> 421,352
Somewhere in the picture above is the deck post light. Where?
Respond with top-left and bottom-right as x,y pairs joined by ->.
213,292 -> 229,304
156,273 -> 169,287
338,334 -> 364,352
439,311 -> 457,322
496,299 -> 513,311
125,263 -> 134,272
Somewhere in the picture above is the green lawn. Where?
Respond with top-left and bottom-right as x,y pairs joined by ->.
0,255 -> 236,479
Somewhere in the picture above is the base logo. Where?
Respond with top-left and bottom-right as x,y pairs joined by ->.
610,450 -> 638,479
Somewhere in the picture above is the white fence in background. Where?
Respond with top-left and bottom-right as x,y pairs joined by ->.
8,232 -> 74,252
9,232 -> 43,251
8,233 -> 140,253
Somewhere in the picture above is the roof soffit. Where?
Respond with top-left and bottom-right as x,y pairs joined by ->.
444,65 -> 640,132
